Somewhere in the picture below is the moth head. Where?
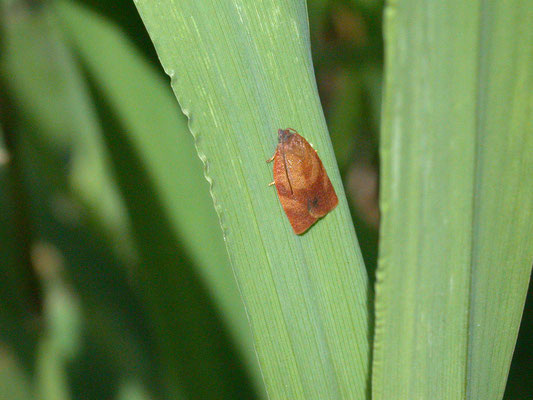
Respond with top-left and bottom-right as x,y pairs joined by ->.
278,128 -> 294,144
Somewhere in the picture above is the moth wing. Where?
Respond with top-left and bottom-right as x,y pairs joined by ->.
272,147 -> 317,234
271,132 -> 338,234
285,205 -> 317,234
304,149 -> 338,219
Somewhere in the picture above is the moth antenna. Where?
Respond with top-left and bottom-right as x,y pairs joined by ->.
281,141 -> 294,195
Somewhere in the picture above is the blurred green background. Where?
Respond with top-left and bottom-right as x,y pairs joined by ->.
0,0 -> 531,399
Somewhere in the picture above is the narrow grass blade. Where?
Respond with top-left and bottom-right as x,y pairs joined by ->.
56,1 -> 260,398
133,1 -> 370,399
465,3 -> 533,398
0,129 -> 40,368
1,2 -> 158,397
374,1 -> 533,399
0,351 -> 33,400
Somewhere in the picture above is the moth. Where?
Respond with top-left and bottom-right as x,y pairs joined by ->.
267,128 -> 338,234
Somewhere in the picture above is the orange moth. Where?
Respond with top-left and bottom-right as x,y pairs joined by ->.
267,128 -> 338,234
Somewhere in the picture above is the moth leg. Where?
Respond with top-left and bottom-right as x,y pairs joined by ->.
268,181 -> 275,187
266,154 -> 276,163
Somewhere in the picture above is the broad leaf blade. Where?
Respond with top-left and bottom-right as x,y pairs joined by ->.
374,1 -> 533,399
133,1 -> 370,399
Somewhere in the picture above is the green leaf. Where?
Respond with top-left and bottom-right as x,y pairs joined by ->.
0,130 -> 40,368
0,351 -> 33,400
0,129 -> 35,396
373,1 -> 533,399
327,69 -> 363,170
1,2 -> 168,397
133,1 -> 370,399
35,338 -> 71,400
56,1 -> 261,398
0,0 -> 131,258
